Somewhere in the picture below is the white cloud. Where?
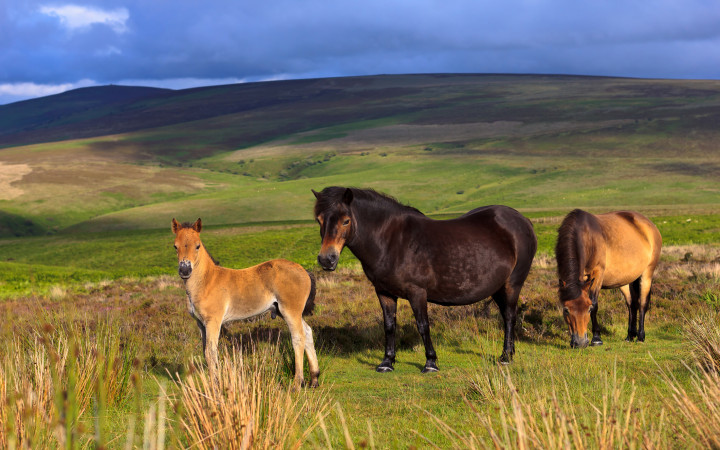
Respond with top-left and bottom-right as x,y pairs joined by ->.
39,4 -> 129,34
0,79 -> 96,103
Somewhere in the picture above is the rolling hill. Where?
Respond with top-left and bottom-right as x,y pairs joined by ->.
0,74 -> 719,238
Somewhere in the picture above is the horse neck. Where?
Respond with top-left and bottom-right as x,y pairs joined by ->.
186,245 -> 217,291
347,199 -> 416,264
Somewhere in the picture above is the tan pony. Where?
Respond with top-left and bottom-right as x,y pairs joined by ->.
172,218 -> 319,388
555,209 -> 662,349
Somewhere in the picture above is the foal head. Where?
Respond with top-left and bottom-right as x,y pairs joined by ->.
560,278 -> 593,349
312,188 -> 355,271
171,218 -> 203,279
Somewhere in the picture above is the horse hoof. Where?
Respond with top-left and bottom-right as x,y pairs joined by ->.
498,353 -> 513,365
376,365 -> 394,373
421,363 -> 439,373
591,338 -> 603,346
309,380 -> 319,388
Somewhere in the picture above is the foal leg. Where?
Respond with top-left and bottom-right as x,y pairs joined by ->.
408,289 -> 439,373
283,313 -> 307,389
195,317 -> 207,353
376,291 -> 398,373
637,269 -> 654,342
302,319 -> 320,387
204,320 -> 222,383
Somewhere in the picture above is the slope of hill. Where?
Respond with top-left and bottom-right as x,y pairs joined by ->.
0,74 -> 719,237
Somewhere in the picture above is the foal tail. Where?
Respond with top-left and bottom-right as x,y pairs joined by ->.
303,270 -> 316,316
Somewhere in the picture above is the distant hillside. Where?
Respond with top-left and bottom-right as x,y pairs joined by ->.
0,74 -> 719,237
3,73 -> 719,157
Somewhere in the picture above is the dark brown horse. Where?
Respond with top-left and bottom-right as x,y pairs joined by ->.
312,187 -> 537,371
555,209 -> 662,348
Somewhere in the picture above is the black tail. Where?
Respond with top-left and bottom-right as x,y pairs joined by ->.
303,270 -> 316,316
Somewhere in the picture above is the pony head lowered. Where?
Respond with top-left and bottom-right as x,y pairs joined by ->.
556,211 -> 594,349
171,218 -> 203,279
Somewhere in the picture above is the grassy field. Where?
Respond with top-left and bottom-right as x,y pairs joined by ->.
1,74 -> 720,447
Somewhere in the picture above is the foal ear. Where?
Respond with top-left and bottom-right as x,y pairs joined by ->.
192,218 -> 202,233
311,189 -> 320,199
171,218 -> 180,234
342,188 -> 354,205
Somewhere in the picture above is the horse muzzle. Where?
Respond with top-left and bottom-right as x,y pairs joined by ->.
317,252 -> 338,271
178,260 -> 192,279
570,333 -> 589,349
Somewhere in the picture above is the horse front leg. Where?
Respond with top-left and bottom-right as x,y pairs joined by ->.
589,283 -> 603,346
376,291 -> 398,372
407,289 -> 439,373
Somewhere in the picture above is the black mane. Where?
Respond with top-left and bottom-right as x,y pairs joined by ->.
555,209 -> 585,301
314,186 -> 423,216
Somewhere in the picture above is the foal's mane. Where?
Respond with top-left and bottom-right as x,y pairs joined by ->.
314,187 -> 423,216
555,209 -> 585,301
177,222 -> 220,266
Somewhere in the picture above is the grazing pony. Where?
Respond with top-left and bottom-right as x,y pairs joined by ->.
171,218 -> 319,388
312,187 -> 537,371
555,209 -> 662,348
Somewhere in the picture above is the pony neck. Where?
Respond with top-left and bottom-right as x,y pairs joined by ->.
346,198 -> 418,265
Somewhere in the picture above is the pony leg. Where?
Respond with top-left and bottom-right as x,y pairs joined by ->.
407,289 -> 439,373
492,286 -> 519,365
302,319 -> 320,387
589,278 -> 603,346
204,320 -> 222,384
283,314 -> 307,389
195,318 -> 207,353
376,291 -> 398,373
637,269 -> 654,342
621,283 -> 639,341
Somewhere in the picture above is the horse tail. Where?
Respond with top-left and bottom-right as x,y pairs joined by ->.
303,270 -> 316,316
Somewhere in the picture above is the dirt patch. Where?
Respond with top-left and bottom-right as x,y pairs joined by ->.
0,162 -> 32,200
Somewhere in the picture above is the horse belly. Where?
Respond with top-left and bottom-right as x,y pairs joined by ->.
602,246 -> 652,288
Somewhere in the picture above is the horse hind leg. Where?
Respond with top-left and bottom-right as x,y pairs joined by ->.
621,282 -> 640,341
281,310 -> 307,389
492,286 -> 519,365
637,269 -> 655,342
302,319 -> 320,387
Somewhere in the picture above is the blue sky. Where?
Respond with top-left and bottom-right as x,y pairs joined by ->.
1,0 -> 720,104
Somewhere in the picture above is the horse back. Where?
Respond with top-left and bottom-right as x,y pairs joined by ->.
596,211 -> 662,286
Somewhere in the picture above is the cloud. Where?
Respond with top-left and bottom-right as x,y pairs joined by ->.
0,79 -> 96,104
39,4 -> 129,34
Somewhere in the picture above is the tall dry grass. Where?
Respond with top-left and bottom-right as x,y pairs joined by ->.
172,340 -> 330,449
426,365 -> 664,449
0,320 -> 138,449
682,310 -> 720,373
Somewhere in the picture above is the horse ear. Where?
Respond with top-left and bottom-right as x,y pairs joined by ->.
171,218 -> 180,234
582,277 -> 594,290
343,188 -> 353,205
193,218 -> 202,233
559,279 -> 567,288
311,189 -> 320,199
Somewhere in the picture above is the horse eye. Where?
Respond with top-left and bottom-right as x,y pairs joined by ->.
173,244 -> 178,250
342,219 -> 350,226
563,307 -> 570,316
196,244 -> 201,250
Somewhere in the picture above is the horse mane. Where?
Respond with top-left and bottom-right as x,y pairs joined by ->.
314,186 -> 423,216
555,209 -> 585,301
177,222 -> 219,266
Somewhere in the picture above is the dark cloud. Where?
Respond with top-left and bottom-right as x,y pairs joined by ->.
1,0 -> 720,104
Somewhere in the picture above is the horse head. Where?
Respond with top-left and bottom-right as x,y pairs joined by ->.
560,278 -> 594,349
312,188 -> 355,271
171,218 -> 203,279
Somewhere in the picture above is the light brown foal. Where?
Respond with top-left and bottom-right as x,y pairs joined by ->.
172,218 -> 319,388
